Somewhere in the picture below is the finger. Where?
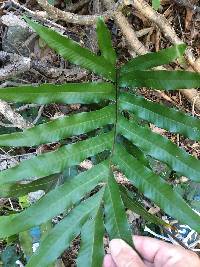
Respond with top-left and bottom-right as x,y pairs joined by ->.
143,259 -> 154,267
133,235 -> 174,262
110,239 -> 145,267
133,235 -> 200,267
103,254 -> 117,267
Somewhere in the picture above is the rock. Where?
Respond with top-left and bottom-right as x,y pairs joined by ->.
1,14 -> 32,56
2,26 -> 32,56
1,13 -> 28,28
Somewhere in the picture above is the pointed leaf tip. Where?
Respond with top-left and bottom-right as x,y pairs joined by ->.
96,17 -> 116,66
24,17 -> 115,80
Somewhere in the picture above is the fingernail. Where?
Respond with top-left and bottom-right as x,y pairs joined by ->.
110,239 -> 125,257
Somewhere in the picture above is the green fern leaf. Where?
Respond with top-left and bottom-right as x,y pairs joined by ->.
152,0 -> 160,10
104,175 -> 132,245
0,82 -> 115,104
119,93 -> 200,140
0,162 -> 109,238
120,44 -> 186,73
0,174 -> 59,197
0,105 -> 115,147
120,186 -> 169,227
118,116 -> 200,182
77,207 -> 104,267
119,70 -> 200,90
113,144 -> 200,233
96,17 -> 117,65
0,132 -> 113,185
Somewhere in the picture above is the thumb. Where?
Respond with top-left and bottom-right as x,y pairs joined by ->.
109,239 -> 145,267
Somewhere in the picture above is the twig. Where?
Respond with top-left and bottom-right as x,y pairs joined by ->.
33,105 -> 44,124
131,0 -> 200,110
132,0 -> 182,43
15,104 -> 40,112
0,51 -> 87,81
102,0 -> 147,55
31,61 -> 88,80
135,27 -> 154,38
36,0 -> 113,25
154,90 -> 178,106
0,99 -> 32,129
180,88 -> 200,112
10,0 -> 66,33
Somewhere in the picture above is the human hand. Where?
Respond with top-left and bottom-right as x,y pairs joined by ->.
103,236 -> 200,267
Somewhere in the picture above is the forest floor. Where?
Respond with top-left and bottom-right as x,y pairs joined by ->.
0,0 -> 200,266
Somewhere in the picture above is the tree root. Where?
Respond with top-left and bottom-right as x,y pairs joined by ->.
103,0 -> 147,55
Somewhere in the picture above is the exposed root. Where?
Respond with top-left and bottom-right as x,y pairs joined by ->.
102,0 -> 147,55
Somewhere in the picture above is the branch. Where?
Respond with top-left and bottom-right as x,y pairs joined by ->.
0,51 -> 87,82
103,0 -> 147,55
36,0 -> 113,25
131,0 -> 200,110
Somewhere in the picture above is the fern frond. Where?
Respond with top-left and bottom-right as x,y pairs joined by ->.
118,116 -> 200,182
0,17 -> 200,266
0,105 -> 115,147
